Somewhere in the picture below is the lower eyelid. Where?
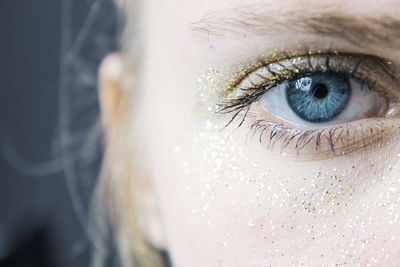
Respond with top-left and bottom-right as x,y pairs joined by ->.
241,92 -> 400,158
247,114 -> 400,159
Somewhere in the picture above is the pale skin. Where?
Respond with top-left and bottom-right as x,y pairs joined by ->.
100,0 -> 400,266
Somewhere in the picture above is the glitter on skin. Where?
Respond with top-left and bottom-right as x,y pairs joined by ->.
167,48 -> 400,266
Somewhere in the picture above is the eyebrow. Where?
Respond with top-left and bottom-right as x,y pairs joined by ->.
188,5 -> 400,48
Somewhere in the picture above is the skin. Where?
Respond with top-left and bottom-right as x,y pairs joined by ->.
101,0 -> 400,266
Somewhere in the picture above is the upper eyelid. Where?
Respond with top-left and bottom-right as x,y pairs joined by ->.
232,53 -> 397,96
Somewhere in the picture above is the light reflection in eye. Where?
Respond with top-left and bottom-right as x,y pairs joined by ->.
218,53 -> 400,155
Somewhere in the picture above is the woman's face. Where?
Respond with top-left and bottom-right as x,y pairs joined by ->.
134,0 -> 400,266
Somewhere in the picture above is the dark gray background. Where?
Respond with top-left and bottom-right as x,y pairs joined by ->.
0,1 -> 118,266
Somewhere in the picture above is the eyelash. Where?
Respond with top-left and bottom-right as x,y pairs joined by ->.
217,53 -> 395,155
248,119 -> 379,156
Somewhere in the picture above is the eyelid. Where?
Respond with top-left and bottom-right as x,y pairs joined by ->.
216,52 -> 400,157
248,117 -> 395,160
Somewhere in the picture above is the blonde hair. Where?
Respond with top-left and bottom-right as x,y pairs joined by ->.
92,1 -> 165,266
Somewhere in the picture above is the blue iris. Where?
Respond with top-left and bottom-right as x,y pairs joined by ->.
286,72 -> 351,122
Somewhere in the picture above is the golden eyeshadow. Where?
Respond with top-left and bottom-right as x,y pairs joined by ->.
230,54 -> 397,97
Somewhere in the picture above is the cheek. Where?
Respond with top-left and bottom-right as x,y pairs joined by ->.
139,51 -> 400,266
144,90 -> 400,266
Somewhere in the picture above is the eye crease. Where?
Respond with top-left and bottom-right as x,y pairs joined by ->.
218,53 -> 400,156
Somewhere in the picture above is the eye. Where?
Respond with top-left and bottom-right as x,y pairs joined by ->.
285,72 -> 352,123
219,53 -> 400,156
260,71 -> 387,129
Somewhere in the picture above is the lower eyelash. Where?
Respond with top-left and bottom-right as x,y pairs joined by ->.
248,119 -> 375,156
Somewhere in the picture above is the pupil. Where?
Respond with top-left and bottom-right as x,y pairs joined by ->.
311,83 -> 329,99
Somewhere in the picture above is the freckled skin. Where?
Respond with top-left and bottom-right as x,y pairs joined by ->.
132,0 -> 400,266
